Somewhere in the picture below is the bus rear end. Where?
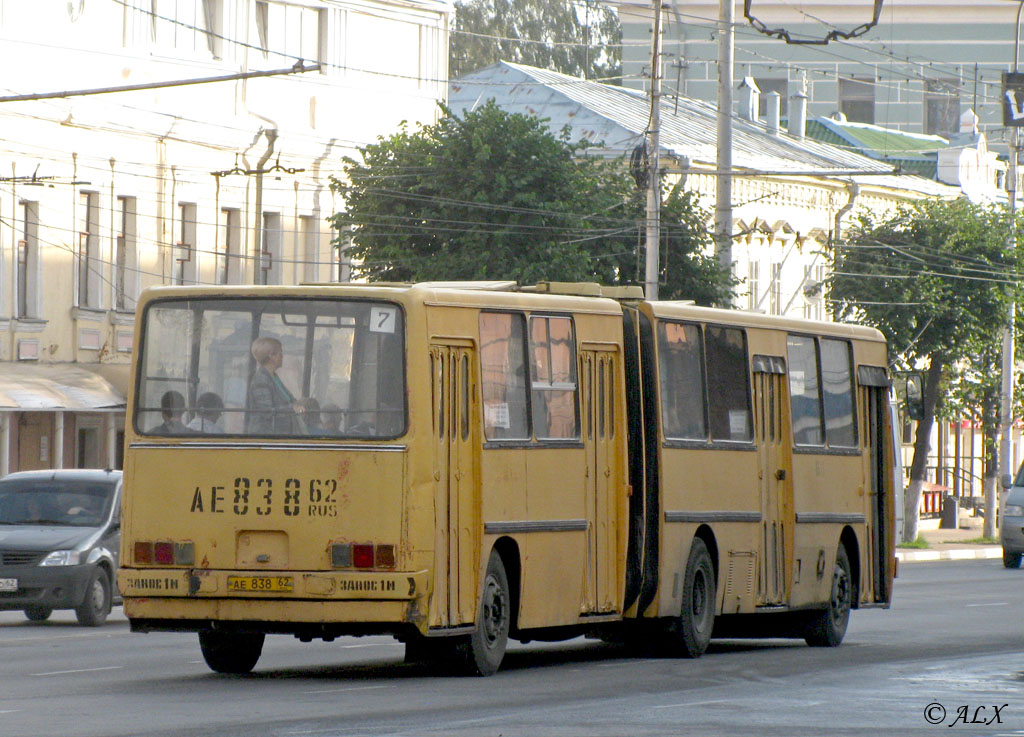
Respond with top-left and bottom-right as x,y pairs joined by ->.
118,288 -> 423,674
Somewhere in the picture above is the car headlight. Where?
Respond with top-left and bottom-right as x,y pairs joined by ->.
39,550 -> 82,566
1005,505 -> 1024,517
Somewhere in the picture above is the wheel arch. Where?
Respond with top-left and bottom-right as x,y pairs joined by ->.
693,524 -> 719,588
491,536 -> 522,632
839,526 -> 860,608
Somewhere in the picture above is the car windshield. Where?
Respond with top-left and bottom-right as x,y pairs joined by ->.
0,479 -> 116,527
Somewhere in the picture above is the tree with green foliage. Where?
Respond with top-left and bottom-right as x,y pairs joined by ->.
330,101 -> 734,304
451,0 -> 621,81
829,198 -> 1021,542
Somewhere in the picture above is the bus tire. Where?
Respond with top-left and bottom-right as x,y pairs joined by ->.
198,631 -> 265,674
804,545 -> 852,647
671,537 -> 716,658
1003,550 -> 1022,569
463,550 -> 510,676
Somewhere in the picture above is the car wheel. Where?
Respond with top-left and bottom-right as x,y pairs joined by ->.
198,631 -> 265,674
75,568 -> 111,627
1003,550 -> 1022,569
24,605 -> 52,622
805,545 -> 852,647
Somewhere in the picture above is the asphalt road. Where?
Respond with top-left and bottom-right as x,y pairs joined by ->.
1,560 -> 1023,737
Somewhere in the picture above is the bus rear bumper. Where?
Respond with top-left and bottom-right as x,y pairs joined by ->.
124,597 -> 423,636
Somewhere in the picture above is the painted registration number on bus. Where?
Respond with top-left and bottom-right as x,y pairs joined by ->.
189,477 -> 338,518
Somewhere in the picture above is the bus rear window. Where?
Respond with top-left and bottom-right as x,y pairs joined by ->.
135,298 -> 406,439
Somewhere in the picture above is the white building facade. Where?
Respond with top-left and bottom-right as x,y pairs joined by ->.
0,0 -> 450,472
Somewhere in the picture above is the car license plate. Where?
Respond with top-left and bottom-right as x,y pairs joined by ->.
0,578 -> 17,592
226,576 -> 293,593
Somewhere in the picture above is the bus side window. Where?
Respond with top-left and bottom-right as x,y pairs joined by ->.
705,326 -> 752,442
787,335 -> 823,446
657,321 -> 707,440
479,312 -> 529,440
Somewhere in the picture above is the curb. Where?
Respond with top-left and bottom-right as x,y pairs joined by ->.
895,547 -> 1002,563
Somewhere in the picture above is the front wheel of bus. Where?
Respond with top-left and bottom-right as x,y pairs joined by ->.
465,550 -> 510,676
198,631 -> 265,674
804,545 -> 852,647
669,537 -> 716,658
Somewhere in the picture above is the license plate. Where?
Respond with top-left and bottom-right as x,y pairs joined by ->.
226,576 -> 293,593
0,578 -> 17,592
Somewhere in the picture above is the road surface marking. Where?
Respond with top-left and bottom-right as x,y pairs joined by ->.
32,665 -> 123,676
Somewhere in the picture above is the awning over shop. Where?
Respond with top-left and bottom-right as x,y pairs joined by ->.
0,363 -> 126,411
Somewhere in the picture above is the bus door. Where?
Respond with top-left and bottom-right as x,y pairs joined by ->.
753,356 -> 792,605
860,368 -> 894,603
580,347 -> 618,613
430,342 -> 478,627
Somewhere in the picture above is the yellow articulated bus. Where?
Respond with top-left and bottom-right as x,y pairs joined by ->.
117,281 -> 895,675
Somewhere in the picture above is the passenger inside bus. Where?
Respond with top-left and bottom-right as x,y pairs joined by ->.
245,336 -> 305,435
321,403 -> 342,434
148,390 -> 190,435
297,398 -> 324,434
187,392 -> 225,434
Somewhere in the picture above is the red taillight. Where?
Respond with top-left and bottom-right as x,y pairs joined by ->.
134,542 -> 153,564
154,542 -> 174,565
352,544 -> 374,568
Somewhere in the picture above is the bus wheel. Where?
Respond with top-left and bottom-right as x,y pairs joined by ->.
670,537 -> 716,658
804,545 -> 852,647
198,631 -> 265,674
464,550 -> 510,676
1003,550 -> 1022,569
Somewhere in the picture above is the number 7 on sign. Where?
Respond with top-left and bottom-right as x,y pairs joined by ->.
369,306 -> 397,334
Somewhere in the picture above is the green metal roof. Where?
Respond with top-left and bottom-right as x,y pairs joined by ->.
805,118 -> 947,178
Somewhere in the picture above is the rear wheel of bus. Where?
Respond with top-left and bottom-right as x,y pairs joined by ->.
804,545 -> 852,647
463,549 -> 510,676
668,537 -> 716,658
198,630 -> 265,674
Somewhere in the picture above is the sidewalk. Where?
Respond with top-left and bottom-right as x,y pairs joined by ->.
895,513 -> 1003,563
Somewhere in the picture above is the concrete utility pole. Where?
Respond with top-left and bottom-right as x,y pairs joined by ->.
714,0 -> 735,287
999,0 -> 1024,533
645,0 -> 663,301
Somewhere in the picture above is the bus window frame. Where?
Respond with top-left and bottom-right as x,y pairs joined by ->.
479,309 -> 584,449
657,318 -> 756,452
132,295 -> 409,441
786,331 -> 861,457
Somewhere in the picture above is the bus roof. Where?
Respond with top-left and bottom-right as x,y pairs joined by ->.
644,301 -> 886,343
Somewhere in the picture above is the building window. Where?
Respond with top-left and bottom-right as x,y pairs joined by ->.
838,76 -> 874,124
770,262 -> 782,315
115,196 -> 138,311
78,191 -> 100,308
218,207 -> 240,285
17,201 -> 39,319
747,260 -> 760,311
152,0 -> 221,59
260,211 -> 282,285
755,77 -> 787,119
175,202 -> 197,285
255,0 -> 324,67
300,215 -> 318,283
924,78 -> 960,136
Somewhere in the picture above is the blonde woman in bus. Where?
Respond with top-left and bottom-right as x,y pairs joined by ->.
246,337 -> 305,434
